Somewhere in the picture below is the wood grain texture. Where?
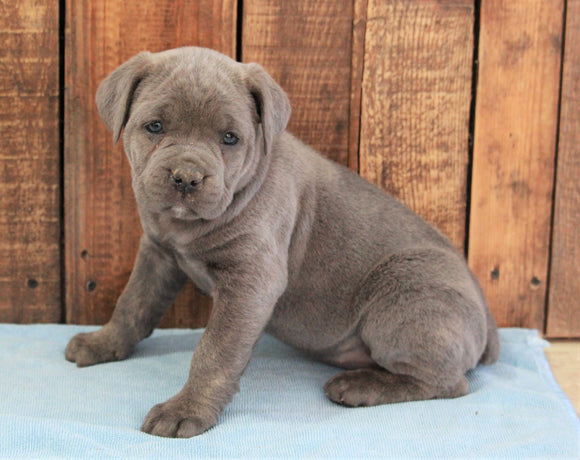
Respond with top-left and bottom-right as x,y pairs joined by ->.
546,0 -> 580,338
468,1 -> 564,329
242,0 -> 354,166
0,2 -> 61,323
65,0 -> 236,326
348,0 -> 368,171
358,0 -> 473,250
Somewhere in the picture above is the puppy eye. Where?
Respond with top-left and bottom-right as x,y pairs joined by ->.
144,121 -> 164,134
223,132 -> 239,146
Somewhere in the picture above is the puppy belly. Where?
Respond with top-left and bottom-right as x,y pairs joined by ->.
316,337 -> 377,370
266,316 -> 376,370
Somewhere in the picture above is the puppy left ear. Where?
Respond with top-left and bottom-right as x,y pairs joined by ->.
96,52 -> 153,144
245,63 -> 291,155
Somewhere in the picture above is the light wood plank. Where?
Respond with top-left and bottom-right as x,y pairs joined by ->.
468,1 -> 564,329
359,0 -> 474,250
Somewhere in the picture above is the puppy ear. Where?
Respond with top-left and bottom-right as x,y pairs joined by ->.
245,63 -> 291,154
96,52 -> 153,144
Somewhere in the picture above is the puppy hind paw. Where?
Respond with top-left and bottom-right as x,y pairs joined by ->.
324,369 -> 469,407
437,376 -> 469,399
324,369 -> 386,407
324,368 -> 440,407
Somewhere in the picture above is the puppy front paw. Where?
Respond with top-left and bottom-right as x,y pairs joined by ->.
141,395 -> 217,438
65,328 -> 132,367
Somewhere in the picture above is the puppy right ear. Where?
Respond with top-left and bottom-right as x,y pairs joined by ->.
96,52 -> 153,144
245,63 -> 291,155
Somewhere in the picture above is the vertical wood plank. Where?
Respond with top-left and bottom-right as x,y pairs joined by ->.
359,0 -> 474,250
65,0 -> 236,326
547,0 -> 580,338
468,1 -> 564,329
242,1 -> 354,166
0,2 -> 61,322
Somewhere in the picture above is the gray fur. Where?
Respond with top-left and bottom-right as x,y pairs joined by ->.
65,47 -> 500,438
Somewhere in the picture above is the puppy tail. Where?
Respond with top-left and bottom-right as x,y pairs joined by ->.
479,307 -> 501,365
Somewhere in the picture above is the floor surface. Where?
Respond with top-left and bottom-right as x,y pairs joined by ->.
545,341 -> 580,416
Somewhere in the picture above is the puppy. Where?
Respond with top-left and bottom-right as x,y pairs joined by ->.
66,47 -> 499,438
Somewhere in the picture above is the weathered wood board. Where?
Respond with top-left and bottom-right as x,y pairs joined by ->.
0,1 -> 61,322
468,0 -> 564,329
242,0 -> 354,167
358,0 -> 474,250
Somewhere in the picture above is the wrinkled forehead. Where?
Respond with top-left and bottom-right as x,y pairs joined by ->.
133,55 -> 256,131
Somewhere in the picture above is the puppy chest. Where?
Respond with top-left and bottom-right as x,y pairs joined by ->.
176,256 -> 216,296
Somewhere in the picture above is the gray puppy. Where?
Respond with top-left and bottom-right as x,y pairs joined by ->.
65,47 -> 499,438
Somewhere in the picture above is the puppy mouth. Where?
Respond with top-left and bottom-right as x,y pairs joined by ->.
163,194 -> 201,220
167,203 -> 199,220
137,172 -> 226,220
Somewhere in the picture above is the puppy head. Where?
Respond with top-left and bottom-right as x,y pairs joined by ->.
96,47 -> 291,221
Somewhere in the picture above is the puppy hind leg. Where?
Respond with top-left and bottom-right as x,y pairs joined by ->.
329,253 -> 485,407
349,302 -> 476,407
324,368 -> 468,407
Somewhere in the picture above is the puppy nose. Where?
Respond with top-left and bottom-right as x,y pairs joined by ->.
170,168 -> 205,193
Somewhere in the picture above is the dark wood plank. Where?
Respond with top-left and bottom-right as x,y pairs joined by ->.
65,0 -> 236,326
242,0 -> 354,166
546,0 -> 580,338
0,1 -> 61,323
348,0 -> 368,171
468,0 -> 564,329
358,0 -> 474,250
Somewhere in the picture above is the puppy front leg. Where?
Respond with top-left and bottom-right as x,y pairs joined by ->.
141,269 -> 286,438
65,235 -> 187,367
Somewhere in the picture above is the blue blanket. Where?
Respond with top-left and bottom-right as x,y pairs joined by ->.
0,325 -> 578,458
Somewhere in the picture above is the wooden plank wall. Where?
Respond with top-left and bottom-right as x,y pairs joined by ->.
2,1 -> 579,337
468,1 -> 564,330
0,1 -> 61,323
64,0 -> 236,326
547,0 -> 580,338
